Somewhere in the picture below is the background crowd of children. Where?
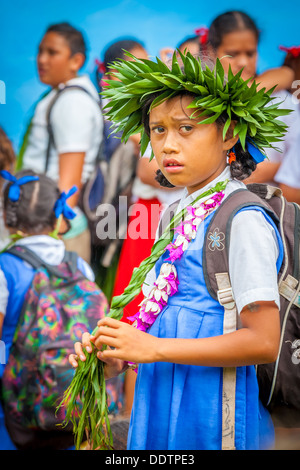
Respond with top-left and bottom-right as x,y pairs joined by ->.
0,9 -> 300,450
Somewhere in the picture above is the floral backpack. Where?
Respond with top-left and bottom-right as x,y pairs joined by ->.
1,245 -> 109,450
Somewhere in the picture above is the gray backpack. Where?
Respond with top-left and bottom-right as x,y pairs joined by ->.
160,183 -> 300,449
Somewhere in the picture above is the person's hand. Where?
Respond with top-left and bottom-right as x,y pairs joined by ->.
91,317 -> 159,364
68,331 -> 127,379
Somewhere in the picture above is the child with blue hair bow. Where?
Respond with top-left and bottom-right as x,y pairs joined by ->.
0,169 -> 95,449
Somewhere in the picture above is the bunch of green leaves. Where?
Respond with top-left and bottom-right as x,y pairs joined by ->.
102,50 -> 290,157
58,180 -> 228,450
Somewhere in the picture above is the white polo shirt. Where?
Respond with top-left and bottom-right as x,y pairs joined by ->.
22,75 -> 103,184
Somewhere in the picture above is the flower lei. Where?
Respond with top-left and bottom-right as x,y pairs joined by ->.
128,191 -> 225,334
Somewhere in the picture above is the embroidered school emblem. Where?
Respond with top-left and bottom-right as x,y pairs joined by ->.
208,228 -> 225,251
286,339 -> 300,365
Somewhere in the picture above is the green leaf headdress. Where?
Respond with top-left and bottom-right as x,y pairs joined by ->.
102,50 -> 291,161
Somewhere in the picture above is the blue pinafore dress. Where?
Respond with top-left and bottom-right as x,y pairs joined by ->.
127,207 -> 282,450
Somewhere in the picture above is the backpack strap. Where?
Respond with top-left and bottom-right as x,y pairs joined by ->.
62,250 -> 79,276
6,245 -> 78,279
203,185 -> 280,450
45,84 -> 104,173
216,272 -> 237,450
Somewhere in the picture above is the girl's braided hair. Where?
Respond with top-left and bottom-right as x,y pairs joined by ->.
3,169 -> 67,234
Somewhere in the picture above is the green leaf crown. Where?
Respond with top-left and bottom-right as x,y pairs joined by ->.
102,50 -> 291,157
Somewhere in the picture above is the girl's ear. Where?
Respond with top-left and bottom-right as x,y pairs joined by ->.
222,120 -> 239,151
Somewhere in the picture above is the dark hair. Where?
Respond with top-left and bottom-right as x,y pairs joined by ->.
96,37 -> 146,90
46,22 -> 87,63
208,10 -> 260,51
3,169 -> 70,235
141,91 -> 256,187
103,38 -> 145,69
0,128 -> 16,172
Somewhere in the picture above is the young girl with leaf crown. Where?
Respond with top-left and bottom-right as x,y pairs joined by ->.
0,170 -> 99,449
66,51 -> 290,450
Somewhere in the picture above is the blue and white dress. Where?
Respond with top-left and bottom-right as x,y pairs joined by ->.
127,168 -> 283,450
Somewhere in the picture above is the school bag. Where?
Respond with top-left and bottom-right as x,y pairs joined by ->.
159,182 -> 300,446
1,245 -> 109,450
45,85 -> 137,252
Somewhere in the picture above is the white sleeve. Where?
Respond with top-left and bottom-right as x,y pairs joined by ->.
274,131 -> 300,188
264,93 -> 300,164
51,90 -> 100,154
228,210 -> 280,314
0,268 -> 9,315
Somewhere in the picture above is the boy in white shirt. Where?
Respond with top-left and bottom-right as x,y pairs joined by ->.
19,23 -> 103,263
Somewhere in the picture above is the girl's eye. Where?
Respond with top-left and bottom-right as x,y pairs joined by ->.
151,126 -> 165,134
180,125 -> 193,133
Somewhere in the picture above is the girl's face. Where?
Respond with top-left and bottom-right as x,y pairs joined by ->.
150,95 -> 233,194
216,29 -> 258,80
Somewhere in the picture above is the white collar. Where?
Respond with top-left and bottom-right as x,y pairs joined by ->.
176,166 -> 232,213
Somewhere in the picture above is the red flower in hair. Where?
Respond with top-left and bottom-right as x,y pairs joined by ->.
194,26 -> 209,45
228,151 -> 236,165
279,45 -> 300,58
95,59 -> 106,74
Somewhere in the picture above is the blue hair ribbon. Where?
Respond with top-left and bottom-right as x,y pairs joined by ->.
53,186 -> 78,220
245,139 -> 266,164
0,170 -> 39,202
234,138 -> 266,164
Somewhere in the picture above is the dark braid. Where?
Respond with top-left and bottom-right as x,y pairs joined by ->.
229,141 -> 257,180
155,169 -> 175,188
4,199 -> 19,228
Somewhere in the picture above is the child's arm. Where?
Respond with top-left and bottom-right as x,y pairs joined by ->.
254,66 -> 294,91
91,300 -> 280,368
278,183 -> 300,205
59,151 -> 85,207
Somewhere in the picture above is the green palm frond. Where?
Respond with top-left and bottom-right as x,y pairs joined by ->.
102,51 -> 291,157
